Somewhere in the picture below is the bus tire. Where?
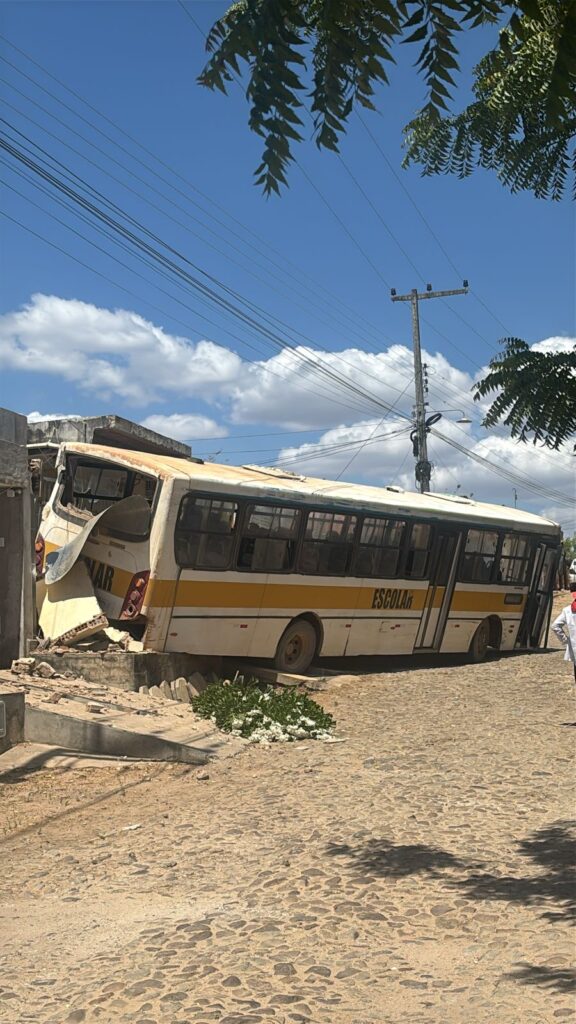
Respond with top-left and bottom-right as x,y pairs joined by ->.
469,621 -> 490,663
274,619 -> 318,674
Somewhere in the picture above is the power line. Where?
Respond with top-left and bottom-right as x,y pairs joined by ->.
1,129 -> 411,420
1,32 -> 565,507
0,36 -> 391,349
0,193 -> 381,422
0,91 -> 387,356
431,429 -> 574,506
174,5 -> 494,377
274,427 -> 411,468
335,376 -> 415,480
357,110 -> 515,341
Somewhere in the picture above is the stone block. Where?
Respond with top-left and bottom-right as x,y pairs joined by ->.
174,677 -> 191,703
188,671 -> 209,697
11,657 -> 35,675
35,661 -> 57,679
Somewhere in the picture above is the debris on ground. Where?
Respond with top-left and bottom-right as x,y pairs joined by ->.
38,561 -> 108,645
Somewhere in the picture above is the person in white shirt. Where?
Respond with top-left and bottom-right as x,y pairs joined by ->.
551,585 -> 576,682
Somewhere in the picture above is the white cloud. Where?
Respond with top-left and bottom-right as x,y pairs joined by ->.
5,296 -> 574,531
532,335 -> 575,355
0,294 -> 241,405
276,417 -> 574,532
229,344 -> 475,429
27,411 -> 82,422
140,413 -> 226,441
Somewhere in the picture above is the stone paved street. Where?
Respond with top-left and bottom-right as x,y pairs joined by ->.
1,619 -> 574,1024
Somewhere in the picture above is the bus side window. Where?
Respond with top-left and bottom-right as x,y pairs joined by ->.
460,529 -> 499,583
237,504 -> 300,572
355,517 -> 405,578
175,495 -> 238,569
499,533 -> 533,584
404,523 -> 433,578
299,511 -> 357,576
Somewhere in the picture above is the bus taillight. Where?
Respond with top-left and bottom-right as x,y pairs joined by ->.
119,570 -> 150,619
35,535 -> 45,578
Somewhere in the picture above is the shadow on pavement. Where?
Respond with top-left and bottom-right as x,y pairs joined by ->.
326,838 -> 464,878
315,647 -> 556,677
0,746 -> 77,782
326,822 -> 574,992
454,820 -> 576,926
505,963 -> 576,994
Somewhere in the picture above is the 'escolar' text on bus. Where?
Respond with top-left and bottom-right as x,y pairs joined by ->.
372,588 -> 414,610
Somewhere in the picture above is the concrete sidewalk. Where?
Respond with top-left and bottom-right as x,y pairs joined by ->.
1,669 -> 244,766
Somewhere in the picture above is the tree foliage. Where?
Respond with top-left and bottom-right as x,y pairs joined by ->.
199,0 -> 575,197
473,339 -> 576,451
564,534 -> 576,561
405,1 -> 576,199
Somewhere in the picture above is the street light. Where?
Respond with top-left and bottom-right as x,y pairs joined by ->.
435,408 -> 472,424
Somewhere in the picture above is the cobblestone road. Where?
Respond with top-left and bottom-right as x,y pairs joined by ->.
1,626 -> 574,1023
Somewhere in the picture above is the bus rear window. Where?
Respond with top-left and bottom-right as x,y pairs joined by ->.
60,458 -> 157,535
71,465 -> 129,513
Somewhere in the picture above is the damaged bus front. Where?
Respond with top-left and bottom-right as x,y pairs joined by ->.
36,443 -> 172,648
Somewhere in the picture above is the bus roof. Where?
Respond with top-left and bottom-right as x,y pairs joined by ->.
61,442 -> 561,536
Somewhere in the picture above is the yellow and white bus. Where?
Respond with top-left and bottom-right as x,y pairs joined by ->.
37,442 -> 561,673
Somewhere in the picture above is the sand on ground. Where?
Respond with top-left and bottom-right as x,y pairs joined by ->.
1,592 -> 574,1024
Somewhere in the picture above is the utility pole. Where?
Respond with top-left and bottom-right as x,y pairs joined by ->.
391,282 -> 469,493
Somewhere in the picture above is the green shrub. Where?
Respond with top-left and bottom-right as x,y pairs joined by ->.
191,678 -> 335,743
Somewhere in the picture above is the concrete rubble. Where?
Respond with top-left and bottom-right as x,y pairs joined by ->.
3,664 -> 244,765
38,561 -> 108,645
10,657 -> 213,706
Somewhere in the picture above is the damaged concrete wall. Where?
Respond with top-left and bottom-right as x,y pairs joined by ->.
27,414 -> 192,458
0,409 -> 34,667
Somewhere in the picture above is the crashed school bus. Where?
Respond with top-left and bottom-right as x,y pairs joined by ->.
35,442 -> 561,673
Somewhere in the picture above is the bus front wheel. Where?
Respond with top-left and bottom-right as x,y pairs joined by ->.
274,619 -> 318,674
469,621 -> 490,663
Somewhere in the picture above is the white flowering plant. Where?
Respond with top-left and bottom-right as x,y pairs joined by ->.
191,678 -> 335,743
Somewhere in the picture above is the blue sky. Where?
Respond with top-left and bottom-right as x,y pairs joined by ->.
0,2 -> 574,529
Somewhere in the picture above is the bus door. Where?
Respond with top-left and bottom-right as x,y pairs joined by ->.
517,543 -> 559,648
414,529 -> 462,652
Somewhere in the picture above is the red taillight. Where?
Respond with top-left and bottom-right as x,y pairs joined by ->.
119,570 -> 150,619
35,535 -> 45,578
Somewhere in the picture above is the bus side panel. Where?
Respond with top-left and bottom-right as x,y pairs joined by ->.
346,580 -> 426,656
164,572 -> 267,656
250,575 -> 364,658
439,583 -> 528,653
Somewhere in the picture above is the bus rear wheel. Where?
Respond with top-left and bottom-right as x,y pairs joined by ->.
469,621 -> 490,663
274,619 -> 318,674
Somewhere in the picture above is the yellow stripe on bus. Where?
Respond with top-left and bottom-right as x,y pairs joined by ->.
451,591 -> 525,613
41,550 -> 526,616
158,581 -> 524,613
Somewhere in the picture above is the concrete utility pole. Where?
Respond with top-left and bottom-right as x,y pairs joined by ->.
391,283 -> 469,493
